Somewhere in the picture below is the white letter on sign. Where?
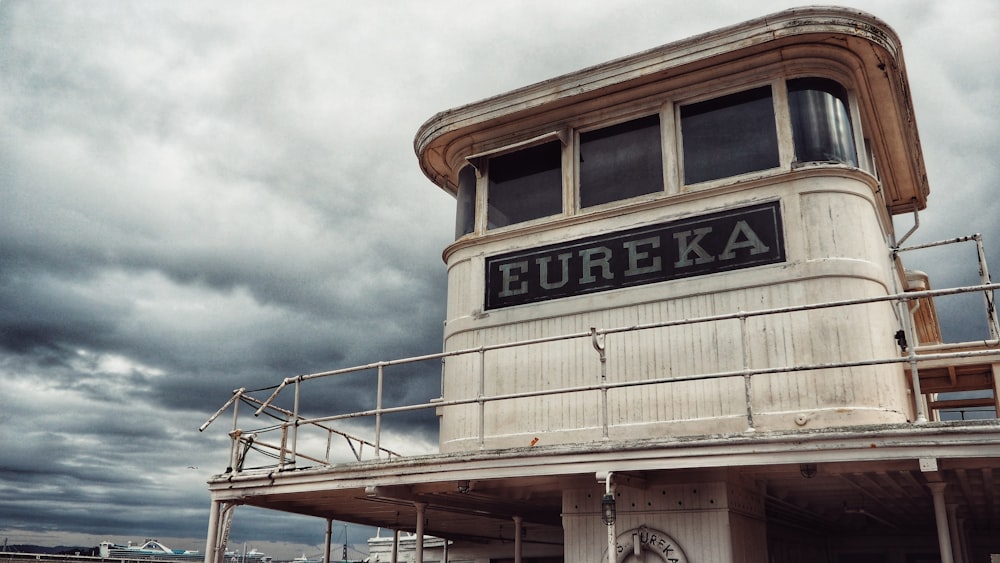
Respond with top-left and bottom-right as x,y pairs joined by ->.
719,220 -> 769,260
624,237 -> 662,276
673,227 -> 715,267
536,253 -> 572,290
498,261 -> 529,297
579,247 -> 613,284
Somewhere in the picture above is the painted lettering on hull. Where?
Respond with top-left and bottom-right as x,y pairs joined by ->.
485,201 -> 784,309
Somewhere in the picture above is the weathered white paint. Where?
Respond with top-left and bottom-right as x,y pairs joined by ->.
563,479 -> 765,563
440,171 -> 910,451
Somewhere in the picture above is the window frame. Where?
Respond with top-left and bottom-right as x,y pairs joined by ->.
572,105 -> 673,213
675,78 -> 792,190
459,73 -> 866,238
467,131 -> 569,234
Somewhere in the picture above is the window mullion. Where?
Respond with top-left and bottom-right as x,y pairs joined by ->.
564,133 -> 577,216
772,78 -> 795,170
660,102 -> 680,195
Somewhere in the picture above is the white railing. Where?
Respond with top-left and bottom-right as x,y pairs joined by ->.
200,235 -> 1000,475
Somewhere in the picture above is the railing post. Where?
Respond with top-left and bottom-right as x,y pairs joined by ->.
376,362 -> 385,459
975,235 -> 999,340
478,346 -> 486,449
279,422 -> 289,470
898,294 -> 929,423
229,394 -> 240,472
739,310 -> 755,432
592,328 -> 609,439
291,378 -> 300,468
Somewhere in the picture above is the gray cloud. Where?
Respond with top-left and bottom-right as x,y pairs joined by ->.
1,0 -> 997,558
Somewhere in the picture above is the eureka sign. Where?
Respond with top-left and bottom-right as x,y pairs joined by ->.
485,201 -> 785,310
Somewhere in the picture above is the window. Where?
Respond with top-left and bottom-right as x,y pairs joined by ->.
455,165 -> 477,239
579,114 -> 663,208
788,77 -> 858,166
487,141 -> 562,229
456,77 -> 863,236
680,86 -> 780,184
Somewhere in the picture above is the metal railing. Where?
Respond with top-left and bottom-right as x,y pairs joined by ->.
201,235 -> 1000,475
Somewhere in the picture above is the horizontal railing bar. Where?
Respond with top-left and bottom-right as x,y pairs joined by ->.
894,233 -> 981,253
291,347 -> 1000,428
238,392 -> 402,458
249,282 -> 1000,416
237,437 -> 328,466
215,275 -> 1000,472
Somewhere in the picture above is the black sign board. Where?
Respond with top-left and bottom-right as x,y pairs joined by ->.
485,201 -> 784,310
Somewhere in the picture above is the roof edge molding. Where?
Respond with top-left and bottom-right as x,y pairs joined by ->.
413,6 -> 928,213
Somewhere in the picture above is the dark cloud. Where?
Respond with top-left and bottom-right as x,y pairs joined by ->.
0,0 -> 997,558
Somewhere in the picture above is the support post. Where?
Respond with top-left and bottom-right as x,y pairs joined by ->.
947,504 -> 964,563
603,472 -> 616,563
928,482 -> 954,563
324,519 -> 332,563
513,515 -> 523,563
391,530 -> 399,563
204,501 -> 221,563
414,502 -> 427,563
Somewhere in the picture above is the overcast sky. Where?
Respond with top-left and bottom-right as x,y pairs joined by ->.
1,0 -> 997,558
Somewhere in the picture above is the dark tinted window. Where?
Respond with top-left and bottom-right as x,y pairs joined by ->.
681,86 -> 780,184
579,114 -> 663,208
454,165 -> 477,239
788,78 -> 858,166
487,141 -> 562,229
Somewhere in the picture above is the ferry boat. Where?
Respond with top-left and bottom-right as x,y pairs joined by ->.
99,540 -> 204,562
199,7 -> 1000,562
98,542 -> 268,563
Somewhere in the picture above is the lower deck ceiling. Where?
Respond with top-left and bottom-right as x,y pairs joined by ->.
221,456 -> 999,546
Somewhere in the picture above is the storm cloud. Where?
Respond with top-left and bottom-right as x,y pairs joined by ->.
1,0 -> 997,557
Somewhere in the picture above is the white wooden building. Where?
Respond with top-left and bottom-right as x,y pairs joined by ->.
202,7 -> 1000,563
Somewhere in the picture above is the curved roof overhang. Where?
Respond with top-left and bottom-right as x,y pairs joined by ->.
413,6 -> 928,214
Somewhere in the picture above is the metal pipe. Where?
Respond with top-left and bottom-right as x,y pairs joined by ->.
414,502 -> 426,563
896,234 -> 980,254
204,501 -> 221,563
740,311 -> 754,432
928,482 -> 954,563
212,278 -> 1000,470
592,328 -> 609,439
895,205 -> 919,247
376,363 -> 384,459
244,281 -> 999,417
391,530 -> 399,563
947,504 -> 964,563
230,397 -> 240,470
605,472 -> 616,563
324,519 -> 332,563
899,297 -> 928,423
254,379 -> 290,416
292,379 -> 301,467
513,515 -> 523,563
478,346 -> 486,449
200,388 -> 244,432
975,235 -> 999,339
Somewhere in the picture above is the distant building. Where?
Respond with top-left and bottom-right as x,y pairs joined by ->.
202,7 -> 1000,563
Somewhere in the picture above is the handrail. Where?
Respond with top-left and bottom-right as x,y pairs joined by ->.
201,235 -> 999,474
245,282 -> 1000,420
